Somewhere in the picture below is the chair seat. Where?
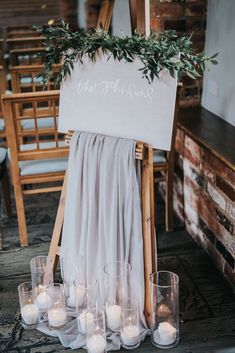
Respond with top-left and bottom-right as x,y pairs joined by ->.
21,117 -> 56,130
153,150 -> 167,164
0,118 -> 5,131
0,147 -> 6,164
20,76 -> 42,84
19,157 -> 67,176
8,141 -> 68,176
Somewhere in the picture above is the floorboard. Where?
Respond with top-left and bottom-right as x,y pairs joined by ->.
0,191 -> 235,352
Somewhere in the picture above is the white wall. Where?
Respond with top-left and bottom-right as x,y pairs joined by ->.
202,0 -> 235,127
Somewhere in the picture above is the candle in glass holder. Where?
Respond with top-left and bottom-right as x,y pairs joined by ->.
78,311 -> 94,334
106,304 -> 121,331
68,284 -> 86,307
36,291 -> 52,310
87,334 -> 106,353
121,325 -> 140,346
48,307 -> 67,328
153,322 -> 177,346
21,304 -> 39,325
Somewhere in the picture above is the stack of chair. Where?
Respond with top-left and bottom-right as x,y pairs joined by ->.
0,26 -> 68,248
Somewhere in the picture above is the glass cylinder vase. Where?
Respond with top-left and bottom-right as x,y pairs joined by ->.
18,282 -> 39,329
76,279 -> 98,335
86,308 -> 106,353
150,271 -> 179,349
120,298 -> 140,350
60,256 -> 85,310
30,255 -> 53,312
46,283 -> 67,329
104,261 -> 131,332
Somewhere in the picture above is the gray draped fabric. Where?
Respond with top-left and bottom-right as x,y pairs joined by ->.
38,131 -> 148,349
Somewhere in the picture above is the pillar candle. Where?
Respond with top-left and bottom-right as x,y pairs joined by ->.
21,304 -> 39,325
106,304 -> 121,331
48,307 -> 67,328
154,322 -> 177,346
121,324 -> 140,346
87,334 -> 106,353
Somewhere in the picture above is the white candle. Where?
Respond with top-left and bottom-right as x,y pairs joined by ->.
76,285 -> 86,306
87,334 -> 106,353
106,304 -> 121,331
48,307 -> 67,328
36,292 -> 52,311
153,322 -> 177,346
68,284 -> 86,307
67,284 -> 76,307
21,304 -> 39,325
77,311 -> 94,334
121,325 -> 140,346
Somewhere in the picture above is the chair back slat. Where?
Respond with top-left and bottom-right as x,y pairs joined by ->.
9,47 -> 45,66
6,37 -> 44,51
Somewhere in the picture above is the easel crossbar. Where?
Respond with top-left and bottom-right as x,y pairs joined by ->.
65,130 -> 147,160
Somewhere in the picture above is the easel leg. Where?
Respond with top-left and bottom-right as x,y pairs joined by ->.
48,171 -> 68,273
142,146 -> 156,327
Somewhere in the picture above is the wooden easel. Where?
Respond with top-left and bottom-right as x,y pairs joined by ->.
48,0 -> 156,325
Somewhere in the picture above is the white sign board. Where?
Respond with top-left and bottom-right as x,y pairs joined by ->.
59,55 -> 177,150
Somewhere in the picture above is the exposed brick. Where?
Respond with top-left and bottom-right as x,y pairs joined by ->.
183,160 -> 206,189
207,183 -> 226,211
164,19 -> 186,31
199,218 -> 215,245
226,202 -> 235,223
203,149 -> 227,178
199,159 -> 216,184
216,175 -> 235,202
151,17 -> 164,32
185,1 -> 206,17
175,128 -> 184,154
216,240 -> 235,270
227,168 -> 235,186
156,2 -> 185,18
185,135 -> 202,160
206,241 -> 225,273
215,208 -> 234,235
186,18 -> 205,32
184,146 -> 200,167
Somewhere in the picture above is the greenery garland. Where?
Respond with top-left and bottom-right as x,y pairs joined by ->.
35,21 -> 217,85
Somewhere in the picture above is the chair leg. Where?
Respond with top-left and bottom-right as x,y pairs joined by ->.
1,161 -> 12,217
11,174 -> 28,246
165,168 -> 174,232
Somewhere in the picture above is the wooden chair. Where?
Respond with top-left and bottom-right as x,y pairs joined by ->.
6,37 -> 44,51
153,85 -> 182,232
6,28 -> 42,39
0,38 -> 4,64
2,90 -> 69,247
0,147 -> 12,250
0,65 -> 8,141
9,47 -> 45,66
10,64 -> 60,93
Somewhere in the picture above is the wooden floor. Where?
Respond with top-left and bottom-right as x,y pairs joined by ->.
0,191 -> 235,352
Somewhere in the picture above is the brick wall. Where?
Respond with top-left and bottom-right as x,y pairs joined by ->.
173,129 -> 235,286
151,0 -> 207,108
